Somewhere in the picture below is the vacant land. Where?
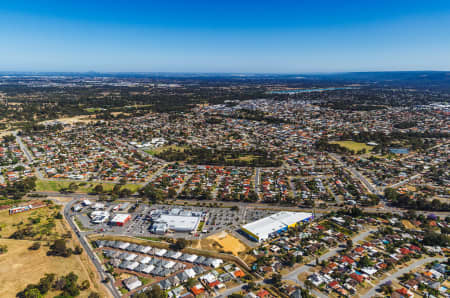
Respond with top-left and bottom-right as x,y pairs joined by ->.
0,238 -> 107,298
0,205 -> 108,297
401,220 -> 417,230
39,115 -> 95,125
35,179 -> 141,193
0,206 -> 64,241
330,141 -> 374,153
201,231 -> 249,256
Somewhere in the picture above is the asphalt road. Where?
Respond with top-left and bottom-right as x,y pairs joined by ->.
63,199 -> 120,298
35,191 -> 450,219
14,132 -> 34,163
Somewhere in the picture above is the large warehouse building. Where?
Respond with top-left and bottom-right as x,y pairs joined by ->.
150,208 -> 203,234
241,211 -> 313,242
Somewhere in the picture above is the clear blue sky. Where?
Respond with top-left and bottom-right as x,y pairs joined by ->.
1,0 -> 449,73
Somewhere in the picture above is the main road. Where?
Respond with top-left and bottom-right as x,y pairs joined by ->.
32,191 -> 450,219
329,153 -> 381,196
63,199 -> 120,298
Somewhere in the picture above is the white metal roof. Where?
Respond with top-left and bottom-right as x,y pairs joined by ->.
242,211 -> 312,240
155,214 -> 200,231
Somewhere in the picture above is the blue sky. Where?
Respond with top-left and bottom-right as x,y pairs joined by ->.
0,0 -> 449,73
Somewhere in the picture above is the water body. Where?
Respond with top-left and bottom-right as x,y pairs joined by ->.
269,87 -> 357,94
389,148 -> 409,154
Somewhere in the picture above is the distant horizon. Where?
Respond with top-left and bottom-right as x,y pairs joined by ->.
0,70 -> 449,76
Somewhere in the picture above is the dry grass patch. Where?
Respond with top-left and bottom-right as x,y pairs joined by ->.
401,220 -> 417,230
0,204 -> 108,297
0,206 -> 63,241
0,238 -> 108,298
39,115 -> 96,125
202,231 -> 250,256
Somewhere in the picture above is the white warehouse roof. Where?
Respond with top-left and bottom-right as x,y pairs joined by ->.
154,214 -> 200,232
241,211 -> 313,241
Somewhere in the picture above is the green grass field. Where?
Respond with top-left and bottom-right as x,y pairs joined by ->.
35,180 -> 141,193
330,141 -> 374,153
84,107 -> 104,113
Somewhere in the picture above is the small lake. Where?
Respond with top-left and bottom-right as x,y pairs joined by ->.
389,148 -> 409,154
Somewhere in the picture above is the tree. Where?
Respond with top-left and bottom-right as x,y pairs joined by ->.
37,273 -> 55,294
146,284 -> 165,298
171,238 -> 188,250
29,242 -> 41,250
0,244 -> 8,254
23,288 -> 43,298
380,283 -> 393,294
92,185 -> 103,194
359,255 -> 372,268
287,255 -> 296,267
48,239 -> 72,257
168,187 -> 177,198
119,188 -> 132,198
304,279 -> 314,290
80,280 -> 90,290
271,273 -> 282,287
247,281 -> 257,291
74,245 -> 83,255
346,239 -> 353,251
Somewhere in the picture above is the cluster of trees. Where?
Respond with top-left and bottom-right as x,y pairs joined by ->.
385,188 -> 450,211
132,285 -> 165,298
47,239 -> 83,257
315,139 -> 364,155
342,131 -> 447,150
90,183 -> 133,198
10,227 -> 37,240
156,147 -> 281,167
217,108 -> 292,124
0,176 -> 36,200
17,272 -> 93,298
422,231 -> 449,247
139,185 -> 166,203
171,238 -> 189,250
393,121 -> 417,129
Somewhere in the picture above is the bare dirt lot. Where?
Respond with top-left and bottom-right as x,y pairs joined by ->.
196,231 -> 250,256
